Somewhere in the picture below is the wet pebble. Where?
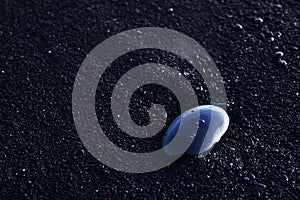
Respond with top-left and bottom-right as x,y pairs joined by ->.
163,105 -> 230,156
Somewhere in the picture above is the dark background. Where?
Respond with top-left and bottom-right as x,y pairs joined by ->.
1,0 -> 299,199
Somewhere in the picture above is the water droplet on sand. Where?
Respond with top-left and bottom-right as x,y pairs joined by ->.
277,59 -> 287,67
234,24 -> 243,30
254,17 -> 264,24
183,71 -> 190,76
274,51 -> 284,58
167,8 -> 174,12
268,37 -> 275,43
255,183 -> 267,191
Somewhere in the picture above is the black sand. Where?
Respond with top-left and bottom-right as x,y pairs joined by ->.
1,0 -> 299,199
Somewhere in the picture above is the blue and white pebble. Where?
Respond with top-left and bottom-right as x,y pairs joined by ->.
162,105 -> 229,157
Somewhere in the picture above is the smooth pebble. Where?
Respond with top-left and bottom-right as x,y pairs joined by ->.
162,105 -> 230,156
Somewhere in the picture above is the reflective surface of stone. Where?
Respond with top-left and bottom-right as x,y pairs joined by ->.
163,105 -> 230,157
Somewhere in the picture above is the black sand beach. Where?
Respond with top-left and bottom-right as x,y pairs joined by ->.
1,0 -> 299,199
